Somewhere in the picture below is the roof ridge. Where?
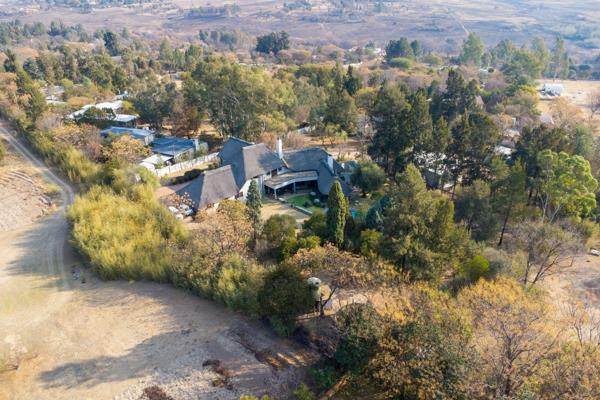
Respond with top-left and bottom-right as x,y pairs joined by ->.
284,147 -> 327,153
203,165 -> 232,176
229,137 -> 254,146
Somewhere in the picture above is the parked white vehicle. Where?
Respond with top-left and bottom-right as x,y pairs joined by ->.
179,204 -> 194,216
590,249 -> 600,256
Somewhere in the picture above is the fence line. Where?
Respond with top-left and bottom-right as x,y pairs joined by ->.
150,152 -> 219,177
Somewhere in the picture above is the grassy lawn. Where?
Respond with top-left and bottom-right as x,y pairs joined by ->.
287,194 -> 325,214
261,199 -> 310,225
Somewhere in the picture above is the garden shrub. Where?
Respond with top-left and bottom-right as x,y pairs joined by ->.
293,383 -> 315,400
334,304 -> 386,373
257,263 -> 313,336
458,255 -> 490,283
310,365 -> 341,391
279,235 -> 321,261
389,57 -> 413,70
213,254 -> 264,315
172,168 -> 202,184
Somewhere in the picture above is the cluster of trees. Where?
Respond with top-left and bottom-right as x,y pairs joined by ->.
255,31 -> 290,55
455,32 -> 574,81
0,19 -> 87,45
18,47 -> 128,91
384,37 -> 422,68
198,29 -> 250,50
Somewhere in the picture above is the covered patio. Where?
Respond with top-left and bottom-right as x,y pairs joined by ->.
264,171 -> 318,197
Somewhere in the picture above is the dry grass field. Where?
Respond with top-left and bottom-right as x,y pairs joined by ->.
537,79 -> 600,132
1,0 -> 600,53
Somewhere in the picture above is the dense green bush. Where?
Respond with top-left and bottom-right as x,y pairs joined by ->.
388,57 -> 413,70
213,254 -> 264,314
459,255 -> 490,283
293,384 -> 315,400
279,235 -> 321,261
357,229 -> 381,259
23,129 -> 100,187
172,168 -> 202,184
302,210 -> 326,239
351,160 -> 386,196
67,185 -> 186,281
257,263 -> 312,336
263,214 -> 297,246
334,304 -> 387,373
310,365 -> 341,392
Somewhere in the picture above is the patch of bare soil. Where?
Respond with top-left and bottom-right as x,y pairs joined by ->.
544,254 -> 600,316
0,139 -> 57,232
537,80 -> 600,132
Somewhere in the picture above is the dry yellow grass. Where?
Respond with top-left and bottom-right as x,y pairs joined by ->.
537,80 -> 600,132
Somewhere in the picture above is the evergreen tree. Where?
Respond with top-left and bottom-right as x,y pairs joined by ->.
435,69 -> 479,121
381,164 -> 469,281
385,37 -> 414,62
23,58 -> 41,80
103,30 -> 120,56
406,89 -> 434,162
446,112 -> 500,188
255,31 -> 290,55
16,68 -> 46,123
343,65 -> 361,96
550,36 -> 568,79
454,180 -> 499,242
368,82 -> 409,175
326,181 -> 349,248
323,70 -> 357,133
2,49 -> 17,72
351,160 -> 386,196
410,40 -> 421,60
246,179 -> 262,239
531,37 -> 550,77
460,32 -> 485,66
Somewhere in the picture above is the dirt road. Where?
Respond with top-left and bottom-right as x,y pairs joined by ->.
0,124 -> 315,400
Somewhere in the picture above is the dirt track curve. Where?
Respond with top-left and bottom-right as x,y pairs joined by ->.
0,122 -> 315,400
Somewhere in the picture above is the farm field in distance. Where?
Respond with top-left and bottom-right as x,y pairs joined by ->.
1,0 -> 600,56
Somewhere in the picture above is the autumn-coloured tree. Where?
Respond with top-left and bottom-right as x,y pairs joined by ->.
193,200 -> 252,261
101,134 -> 151,164
513,221 -> 582,288
459,278 -> 558,398
371,285 -> 476,399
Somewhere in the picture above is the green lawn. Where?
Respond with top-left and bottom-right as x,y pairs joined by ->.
287,194 -> 324,214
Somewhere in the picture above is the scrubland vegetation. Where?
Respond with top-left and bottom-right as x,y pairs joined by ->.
4,20 -> 600,399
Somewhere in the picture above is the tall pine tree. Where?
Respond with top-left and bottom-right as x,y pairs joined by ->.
326,181 -> 349,248
246,180 -> 262,240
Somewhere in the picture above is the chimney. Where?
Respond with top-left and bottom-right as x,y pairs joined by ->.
327,154 -> 334,172
276,137 -> 283,159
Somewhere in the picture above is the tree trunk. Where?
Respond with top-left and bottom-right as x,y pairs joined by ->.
498,207 -> 511,247
318,373 -> 349,400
